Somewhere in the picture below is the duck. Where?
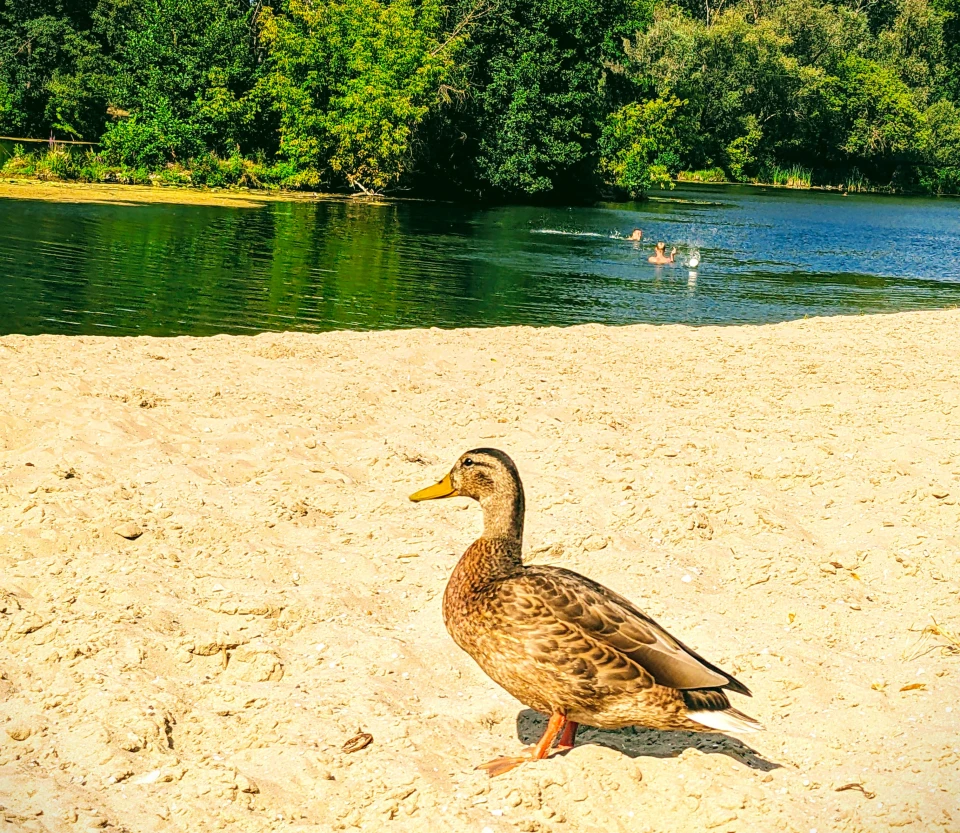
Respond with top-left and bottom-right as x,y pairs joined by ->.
410,448 -> 762,777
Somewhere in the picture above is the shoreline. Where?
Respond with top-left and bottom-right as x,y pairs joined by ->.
0,178 -> 349,209
2,176 -> 956,210
671,176 -> 960,198
1,311 -> 958,831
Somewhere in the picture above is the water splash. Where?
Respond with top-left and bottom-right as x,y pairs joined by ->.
532,229 -> 612,239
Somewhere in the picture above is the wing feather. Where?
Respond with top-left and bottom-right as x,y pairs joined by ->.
506,566 -> 749,695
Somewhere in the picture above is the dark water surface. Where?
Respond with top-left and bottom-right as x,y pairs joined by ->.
1,185 -> 958,336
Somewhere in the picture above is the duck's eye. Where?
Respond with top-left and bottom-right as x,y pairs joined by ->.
463,458 -> 474,467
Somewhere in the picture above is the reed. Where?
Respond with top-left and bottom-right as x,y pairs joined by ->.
758,164 -> 812,188
677,167 -> 727,183
841,170 -> 869,193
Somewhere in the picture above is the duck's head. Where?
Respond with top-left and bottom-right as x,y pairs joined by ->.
409,448 -> 525,541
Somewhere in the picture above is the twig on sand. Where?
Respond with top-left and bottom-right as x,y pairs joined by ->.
835,782 -> 876,799
903,617 -> 960,661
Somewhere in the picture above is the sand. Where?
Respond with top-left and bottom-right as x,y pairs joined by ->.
0,180 -> 347,209
0,311 -> 958,833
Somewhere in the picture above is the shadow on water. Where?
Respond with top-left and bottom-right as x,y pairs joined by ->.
515,709 -> 781,772
1,184 -> 958,336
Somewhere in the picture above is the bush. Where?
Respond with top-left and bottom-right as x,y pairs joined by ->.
34,148 -> 78,180
0,144 -> 35,177
101,102 -> 205,168
677,167 -> 727,183
253,159 -> 301,187
189,152 -> 228,187
155,164 -> 192,186
599,97 -> 685,197
726,116 -> 764,182
76,151 -> 113,182
921,100 -> 960,194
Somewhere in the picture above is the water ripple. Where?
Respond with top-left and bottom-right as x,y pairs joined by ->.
1,185 -> 958,337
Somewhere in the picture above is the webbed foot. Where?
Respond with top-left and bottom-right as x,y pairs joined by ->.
477,711 -> 570,777
476,753 -> 533,777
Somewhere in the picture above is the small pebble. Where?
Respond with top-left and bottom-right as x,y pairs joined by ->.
235,773 -> 259,794
342,732 -> 374,753
114,522 -> 143,540
6,724 -> 32,741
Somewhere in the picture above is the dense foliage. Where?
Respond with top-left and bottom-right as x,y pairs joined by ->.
1,0 -> 957,195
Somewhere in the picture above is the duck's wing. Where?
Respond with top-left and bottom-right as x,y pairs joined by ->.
505,566 -> 750,695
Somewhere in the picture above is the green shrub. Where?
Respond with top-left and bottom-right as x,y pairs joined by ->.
726,116 -> 763,182
1,144 -> 36,177
921,100 -> 960,194
677,168 -> 727,183
253,159 -> 300,187
101,102 -> 205,169
156,164 -> 192,186
76,151 -> 112,182
599,97 -> 684,197
188,152 -> 227,187
34,149 -> 78,180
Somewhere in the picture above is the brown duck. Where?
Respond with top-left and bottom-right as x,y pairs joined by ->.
410,448 -> 762,776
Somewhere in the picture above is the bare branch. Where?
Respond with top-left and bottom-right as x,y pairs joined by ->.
430,0 -> 497,56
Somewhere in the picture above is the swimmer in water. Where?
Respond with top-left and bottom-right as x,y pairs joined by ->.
648,241 -> 677,264
628,228 -> 643,241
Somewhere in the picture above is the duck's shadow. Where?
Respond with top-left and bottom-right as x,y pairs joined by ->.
516,709 -> 781,772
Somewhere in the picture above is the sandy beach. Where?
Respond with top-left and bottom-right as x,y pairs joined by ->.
0,179 -> 345,209
1,311 -> 958,833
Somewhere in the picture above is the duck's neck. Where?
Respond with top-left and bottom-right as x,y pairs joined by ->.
444,485 -> 525,631
479,480 -> 524,546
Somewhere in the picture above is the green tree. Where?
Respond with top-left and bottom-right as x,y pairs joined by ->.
258,0 -> 461,192
931,0 -> 960,101
625,7 -> 799,170
430,0 -> 650,199
620,0 -> 954,188
598,95 -> 683,195
921,99 -> 960,191
835,56 -> 926,178
0,1 -> 110,138
0,0 -> 958,194
100,0 -> 260,166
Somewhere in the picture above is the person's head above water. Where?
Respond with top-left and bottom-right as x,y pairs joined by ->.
629,228 -> 643,241
649,240 -> 676,264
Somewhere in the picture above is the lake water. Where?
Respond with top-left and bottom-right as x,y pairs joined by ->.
1,185 -> 958,336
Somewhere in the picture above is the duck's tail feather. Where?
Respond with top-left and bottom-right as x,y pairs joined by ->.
682,688 -> 764,733
687,706 -> 764,734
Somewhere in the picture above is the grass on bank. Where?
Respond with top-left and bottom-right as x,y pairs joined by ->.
3,145 -> 955,198
679,164 -> 814,189
0,144 -> 307,190
758,164 -> 813,188
676,167 -> 728,184
675,164 -> 922,193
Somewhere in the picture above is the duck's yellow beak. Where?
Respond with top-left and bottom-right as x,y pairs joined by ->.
409,473 -> 459,502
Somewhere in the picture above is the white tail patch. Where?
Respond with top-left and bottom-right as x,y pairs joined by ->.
688,709 -> 764,734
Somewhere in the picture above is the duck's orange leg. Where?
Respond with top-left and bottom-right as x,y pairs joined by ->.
556,720 -> 579,751
476,711 -> 566,777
